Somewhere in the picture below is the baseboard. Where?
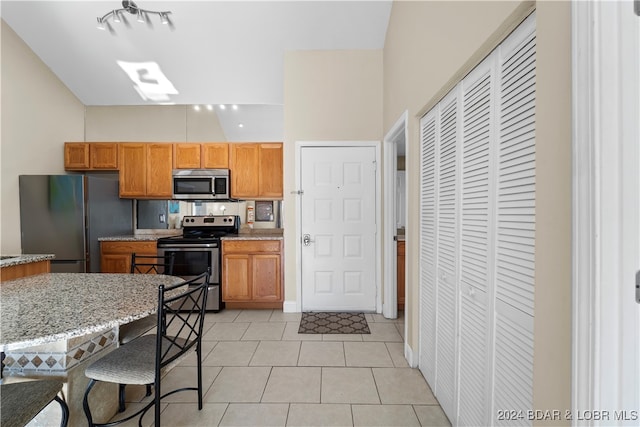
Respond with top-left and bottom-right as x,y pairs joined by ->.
283,301 -> 298,313
405,342 -> 418,368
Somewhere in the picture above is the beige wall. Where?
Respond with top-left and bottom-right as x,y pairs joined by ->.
383,0 -> 533,364
532,1 -> 572,423
1,18 -> 227,254
1,20 -> 85,254
382,0 -> 572,421
282,49 -> 383,304
85,105 -> 226,142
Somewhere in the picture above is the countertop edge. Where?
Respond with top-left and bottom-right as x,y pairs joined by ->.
0,254 -> 56,268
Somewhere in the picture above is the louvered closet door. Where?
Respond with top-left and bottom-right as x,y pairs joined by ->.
434,90 -> 460,419
419,109 -> 438,387
457,54 -> 496,427
492,13 -> 536,426
419,12 -> 536,427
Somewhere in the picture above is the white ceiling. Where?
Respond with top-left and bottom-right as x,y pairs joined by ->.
1,1 -> 392,140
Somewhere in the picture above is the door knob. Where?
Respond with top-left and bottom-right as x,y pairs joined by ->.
303,234 -> 314,246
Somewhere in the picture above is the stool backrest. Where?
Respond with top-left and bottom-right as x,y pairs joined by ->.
131,253 -> 175,275
155,269 -> 210,370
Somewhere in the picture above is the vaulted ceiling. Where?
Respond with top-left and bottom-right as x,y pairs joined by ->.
2,1 -> 392,140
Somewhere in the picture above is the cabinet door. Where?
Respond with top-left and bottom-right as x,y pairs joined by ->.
252,254 -> 281,301
90,143 -> 118,169
259,144 -> 283,198
64,143 -> 90,170
100,241 -> 156,273
174,143 -> 202,169
397,241 -> 405,309
119,144 -> 147,197
230,144 -> 260,198
202,143 -> 229,169
101,254 -> 131,273
146,144 -> 173,198
223,254 -> 251,301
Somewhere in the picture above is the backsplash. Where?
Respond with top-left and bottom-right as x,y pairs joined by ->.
135,200 -> 282,231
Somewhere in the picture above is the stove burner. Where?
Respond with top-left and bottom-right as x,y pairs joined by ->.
157,215 -> 239,246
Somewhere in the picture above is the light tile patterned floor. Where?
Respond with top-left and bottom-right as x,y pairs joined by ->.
111,309 -> 450,427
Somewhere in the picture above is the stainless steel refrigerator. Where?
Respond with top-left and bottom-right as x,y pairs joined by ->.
19,174 -> 133,273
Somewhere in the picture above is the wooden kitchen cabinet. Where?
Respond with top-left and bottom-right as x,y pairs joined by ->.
229,143 -> 283,199
64,143 -> 90,169
119,143 -> 173,198
202,143 -> 229,168
0,260 -> 51,282
229,144 -> 260,198
174,143 -> 230,169
222,239 -> 283,308
146,144 -> 173,197
64,142 -> 118,170
397,240 -> 405,310
258,143 -> 284,198
173,143 -> 202,169
100,241 -> 157,273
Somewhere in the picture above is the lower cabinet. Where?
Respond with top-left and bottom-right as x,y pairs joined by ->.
397,240 -> 405,310
100,241 -> 157,273
0,260 -> 51,282
222,239 -> 283,309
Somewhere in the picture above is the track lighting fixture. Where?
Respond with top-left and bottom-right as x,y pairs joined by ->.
97,0 -> 172,30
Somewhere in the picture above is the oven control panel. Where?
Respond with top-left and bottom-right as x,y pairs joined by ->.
182,215 -> 238,227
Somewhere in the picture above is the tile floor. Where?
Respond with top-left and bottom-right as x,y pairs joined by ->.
111,309 -> 451,427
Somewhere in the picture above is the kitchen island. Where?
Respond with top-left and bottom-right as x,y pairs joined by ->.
0,254 -> 55,282
0,272 -> 183,426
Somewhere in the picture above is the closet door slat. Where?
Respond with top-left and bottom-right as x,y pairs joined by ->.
493,13 -> 536,426
419,110 -> 438,387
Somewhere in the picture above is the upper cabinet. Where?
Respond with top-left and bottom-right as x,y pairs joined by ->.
202,143 -> 229,169
63,142 -> 282,200
258,143 -> 284,198
65,143 -> 118,170
173,143 -> 201,169
119,143 -> 173,198
174,143 -> 229,169
230,143 -> 283,199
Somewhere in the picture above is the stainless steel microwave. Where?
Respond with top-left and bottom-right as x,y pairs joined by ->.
172,169 -> 230,200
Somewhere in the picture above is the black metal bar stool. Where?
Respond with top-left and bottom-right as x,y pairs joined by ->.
83,270 -> 210,427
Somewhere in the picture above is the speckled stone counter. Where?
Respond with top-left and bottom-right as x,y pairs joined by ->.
98,233 -> 180,242
0,254 -> 55,268
0,273 -> 182,352
0,273 -> 184,427
222,228 -> 284,241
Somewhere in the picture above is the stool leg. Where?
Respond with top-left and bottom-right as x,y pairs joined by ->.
54,395 -> 70,427
146,384 -> 152,397
82,379 -> 97,427
118,383 -> 126,412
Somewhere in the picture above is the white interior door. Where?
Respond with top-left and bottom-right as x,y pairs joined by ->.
301,145 -> 377,312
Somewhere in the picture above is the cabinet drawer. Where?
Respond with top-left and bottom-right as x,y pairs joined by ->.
222,240 -> 281,254
101,241 -> 157,254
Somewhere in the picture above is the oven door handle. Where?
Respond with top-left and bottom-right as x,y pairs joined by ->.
158,243 -> 219,249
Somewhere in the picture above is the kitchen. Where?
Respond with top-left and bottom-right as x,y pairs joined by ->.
17,153 -> 285,306
0,1 -> 587,427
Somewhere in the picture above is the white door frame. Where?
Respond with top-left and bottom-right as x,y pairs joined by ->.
572,1 -> 640,423
294,141 -> 383,313
382,111 -> 408,319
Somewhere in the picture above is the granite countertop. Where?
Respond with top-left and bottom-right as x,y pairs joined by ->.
0,254 -> 55,268
0,273 -> 183,351
100,229 -> 284,242
99,234 -> 180,242
222,228 -> 284,241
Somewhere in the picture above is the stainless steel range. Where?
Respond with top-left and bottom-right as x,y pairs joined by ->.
157,215 -> 239,312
